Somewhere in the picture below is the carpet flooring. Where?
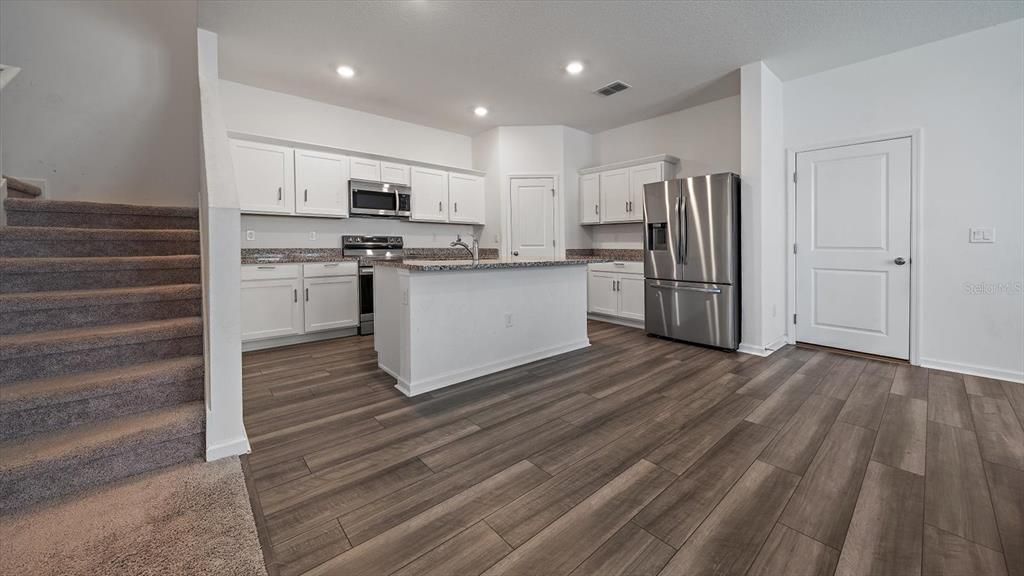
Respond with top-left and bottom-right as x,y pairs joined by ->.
1,456 -> 267,576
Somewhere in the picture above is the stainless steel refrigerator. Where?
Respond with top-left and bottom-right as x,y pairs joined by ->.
643,173 -> 740,349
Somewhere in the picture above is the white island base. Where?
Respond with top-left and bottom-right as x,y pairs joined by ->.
373,260 -> 592,396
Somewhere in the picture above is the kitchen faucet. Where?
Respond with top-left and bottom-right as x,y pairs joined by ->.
450,234 -> 479,263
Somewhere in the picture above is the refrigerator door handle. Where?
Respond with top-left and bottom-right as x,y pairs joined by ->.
677,194 -> 688,265
647,280 -> 722,294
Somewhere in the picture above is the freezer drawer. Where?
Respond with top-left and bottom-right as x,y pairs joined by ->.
645,279 -> 739,350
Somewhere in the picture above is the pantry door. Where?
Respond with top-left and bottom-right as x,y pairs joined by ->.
509,177 -> 556,261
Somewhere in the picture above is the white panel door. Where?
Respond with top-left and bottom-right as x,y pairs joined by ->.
448,173 -> 485,224
295,149 -> 349,217
350,158 -> 381,182
303,276 -> 359,332
617,274 -> 646,320
600,169 -> 630,223
796,137 -> 912,359
410,167 -> 449,222
381,162 -> 411,185
588,271 -> 618,315
627,163 -> 664,222
231,140 -> 294,214
240,278 -> 303,341
509,177 -> 555,260
580,174 -> 600,224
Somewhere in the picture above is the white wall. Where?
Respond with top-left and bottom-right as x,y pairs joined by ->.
588,96 -> 741,249
240,214 -> 479,250
0,0 -> 200,207
784,19 -> 1024,381
563,127 -> 595,249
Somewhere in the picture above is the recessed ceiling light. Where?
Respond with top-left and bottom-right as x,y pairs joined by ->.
565,61 -> 584,75
336,65 -> 355,79
474,106 -> 488,117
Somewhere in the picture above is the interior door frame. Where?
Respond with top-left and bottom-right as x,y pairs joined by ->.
503,174 -> 564,259
786,129 -> 922,366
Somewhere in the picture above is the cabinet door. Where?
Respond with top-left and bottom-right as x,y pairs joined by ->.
303,276 -> 359,332
448,173 -> 485,224
381,162 -> 410,185
295,149 -> 349,217
410,167 -> 449,222
241,278 -> 303,341
627,163 -> 664,222
617,274 -> 646,320
588,271 -> 618,316
231,140 -> 294,214
600,169 -> 630,223
350,158 -> 382,182
580,173 -> 600,224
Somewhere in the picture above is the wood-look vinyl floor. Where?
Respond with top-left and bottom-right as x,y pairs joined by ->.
241,321 -> 1024,576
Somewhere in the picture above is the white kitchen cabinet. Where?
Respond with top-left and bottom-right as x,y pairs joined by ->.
350,158 -> 381,182
241,265 -> 303,341
410,167 -> 449,222
448,173 -> 485,224
587,263 -> 645,324
588,272 -> 619,316
295,149 -> 349,217
381,162 -> 411,185
580,173 -> 600,225
617,274 -> 646,320
231,139 -> 294,214
626,162 -> 667,222
303,275 -> 359,332
600,169 -> 630,223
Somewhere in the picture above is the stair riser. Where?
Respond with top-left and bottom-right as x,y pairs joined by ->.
0,379 -> 203,441
0,433 -> 203,512
0,240 -> 200,258
6,211 -> 199,230
1,300 -> 203,335
1,268 -> 200,293
0,337 -> 203,385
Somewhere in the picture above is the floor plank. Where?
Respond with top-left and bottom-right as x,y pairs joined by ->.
924,420 -> 1003,551
817,356 -> 867,400
928,370 -> 974,430
1002,381 -> 1024,425
923,524 -> 1008,576
747,523 -> 840,576
837,361 -> 896,430
871,393 -> 927,475
891,364 -> 929,401
481,460 -> 674,576
969,395 -> 1024,470
760,393 -> 844,475
646,392 -> 762,475
567,522 -> 675,576
390,522 -> 511,576
985,461 -> 1024,576
269,519 -> 351,576
834,461 -> 925,576
657,460 -> 801,576
744,372 -> 819,429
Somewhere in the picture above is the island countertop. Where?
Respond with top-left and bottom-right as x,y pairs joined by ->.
373,257 -> 609,272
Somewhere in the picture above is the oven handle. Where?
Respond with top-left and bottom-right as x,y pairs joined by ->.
359,268 -> 374,275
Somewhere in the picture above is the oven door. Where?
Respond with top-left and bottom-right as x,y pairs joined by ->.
350,182 -> 398,217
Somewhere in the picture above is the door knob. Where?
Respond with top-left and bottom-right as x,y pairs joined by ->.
894,257 -> 907,265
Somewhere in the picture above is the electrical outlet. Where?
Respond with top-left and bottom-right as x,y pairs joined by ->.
504,313 -> 513,328
309,231 -> 318,241
401,289 -> 408,305
245,230 -> 256,241
969,227 -> 995,243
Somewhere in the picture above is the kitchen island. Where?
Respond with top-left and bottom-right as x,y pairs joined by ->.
373,258 -> 596,396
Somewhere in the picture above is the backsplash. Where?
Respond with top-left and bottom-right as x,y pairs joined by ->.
404,247 -> 500,260
566,248 -> 643,261
241,246 -> 500,264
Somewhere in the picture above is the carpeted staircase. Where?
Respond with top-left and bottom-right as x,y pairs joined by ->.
0,198 -> 206,512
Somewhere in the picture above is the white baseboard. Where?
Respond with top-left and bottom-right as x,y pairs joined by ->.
738,335 -> 789,357
242,327 -> 359,352
918,357 -> 1023,384
587,313 -> 644,330
393,339 -> 592,397
206,434 -> 251,461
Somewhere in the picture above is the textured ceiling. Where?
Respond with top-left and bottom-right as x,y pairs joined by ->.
199,1 -> 1023,135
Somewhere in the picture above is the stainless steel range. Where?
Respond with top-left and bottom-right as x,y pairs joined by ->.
342,235 -> 404,335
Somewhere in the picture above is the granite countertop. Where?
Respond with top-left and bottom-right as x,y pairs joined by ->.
375,257 -> 609,272
241,248 -> 354,265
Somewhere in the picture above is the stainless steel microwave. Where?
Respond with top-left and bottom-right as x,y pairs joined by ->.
349,179 -> 411,218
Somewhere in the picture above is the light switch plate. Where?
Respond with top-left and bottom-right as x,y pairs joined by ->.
969,227 -> 995,243
245,230 -> 256,241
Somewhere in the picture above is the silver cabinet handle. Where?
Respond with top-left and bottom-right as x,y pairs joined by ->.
304,189 -> 308,203
257,266 -> 276,270
594,204 -> 599,215
439,201 -> 443,212
293,288 -> 298,302
305,288 -> 309,301
278,187 -> 282,201
625,200 -> 629,213
894,257 -> 907,265
323,263 -> 340,267
454,202 -> 458,213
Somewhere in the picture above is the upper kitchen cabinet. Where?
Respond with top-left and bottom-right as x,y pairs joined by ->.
410,166 -> 449,222
381,161 -> 411,186
232,139 -> 294,214
579,155 -> 679,225
580,173 -> 600,224
350,157 -> 382,182
448,173 -> 485,225
295,149 -> 349,217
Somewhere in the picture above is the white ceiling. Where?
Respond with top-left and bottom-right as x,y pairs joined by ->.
199,1 -> 1023,135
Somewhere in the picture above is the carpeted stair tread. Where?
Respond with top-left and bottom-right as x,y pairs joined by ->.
0,317 -> 203,360
0,226 -> 199,242
0,401 -> 203,476
0,356 -> 204,413
0,254 -> 200,273
3,198 -> 198,218
0,284 -> 201,312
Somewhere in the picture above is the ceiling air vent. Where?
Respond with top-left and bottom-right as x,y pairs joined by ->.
593,81 -> 631,97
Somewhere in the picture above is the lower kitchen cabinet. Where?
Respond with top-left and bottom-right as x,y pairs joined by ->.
587,262 -> 645,324
242,261 -> 358,344
303,275 -> 359,332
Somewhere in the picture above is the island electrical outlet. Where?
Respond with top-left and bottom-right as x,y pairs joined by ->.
504,313 -> 513,328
